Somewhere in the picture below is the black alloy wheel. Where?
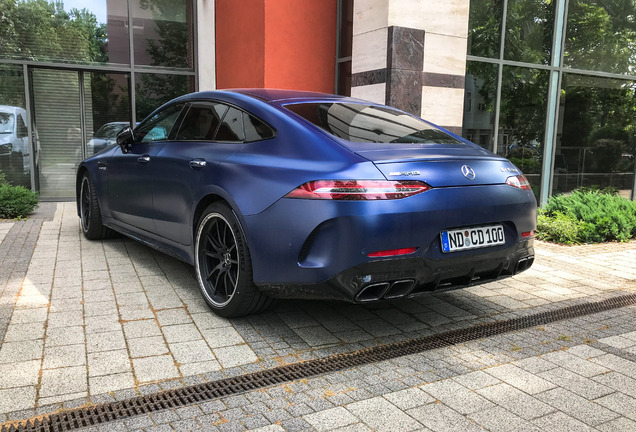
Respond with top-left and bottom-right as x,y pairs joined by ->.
194,203 -> 272,317
79,174 -> 114,240
80,176 -> 92,233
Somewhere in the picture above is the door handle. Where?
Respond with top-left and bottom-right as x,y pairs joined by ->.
137,155 -> 150,164
189,159 -> 207,168
97,161 -> 107,171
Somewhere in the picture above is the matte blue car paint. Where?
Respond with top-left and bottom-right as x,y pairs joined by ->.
77,89 -> 536,302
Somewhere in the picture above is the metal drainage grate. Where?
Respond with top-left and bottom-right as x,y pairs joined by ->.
3,293 -> 636,432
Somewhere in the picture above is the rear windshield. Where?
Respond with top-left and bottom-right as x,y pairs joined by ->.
284,102 -> 463,144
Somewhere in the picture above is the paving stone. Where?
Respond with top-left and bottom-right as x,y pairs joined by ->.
89,372 -> 135,395
0,360 -> 40,388
43,343 -> 86,369
451,370 -> 501,390
200,327 -> 245,348
127,336 -> 169,357
85,315 -> 122,334
485,364 -> 557,395
421,378 -> 495,415
346,396 -> 421,432
532,411 -> 596,432
39,366 -> 87,397
540,350 -> 610,377
3,322 -> 46,342
0,386 -> 37,414
169,339 -> 216,364
156,308 -> 192,326
132,355 -> 179,382
123,319 -> 162,339
596,417 -> 636,432
162,323 -> 202,344
538,366 -> 613,399
0,339 -> 43,363
407,402 -> 484,432
594,392 -> 636,421
214,344 -> 257,368
88,349 -> 131,377
477,383 -> 556,420
537,387 -> 619,426
303,406 -> 359,431
179,360 -> 222,376
86,330 -> 127,353
468,406 -> 541,432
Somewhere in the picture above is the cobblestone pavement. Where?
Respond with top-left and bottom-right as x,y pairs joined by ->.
0,202 -> 635,431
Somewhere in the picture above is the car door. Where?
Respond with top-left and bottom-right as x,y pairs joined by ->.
150,101 -> 246,245
107,103 -> 185,233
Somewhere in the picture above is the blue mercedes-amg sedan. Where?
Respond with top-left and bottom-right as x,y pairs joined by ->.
76,89 -> 536,317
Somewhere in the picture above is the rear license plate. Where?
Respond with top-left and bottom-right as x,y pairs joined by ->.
441,225 -> 505,253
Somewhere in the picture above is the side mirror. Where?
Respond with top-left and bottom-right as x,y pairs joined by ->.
116,126 -> 135,153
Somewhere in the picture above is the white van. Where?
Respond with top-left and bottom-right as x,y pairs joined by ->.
0,105 -> 30,177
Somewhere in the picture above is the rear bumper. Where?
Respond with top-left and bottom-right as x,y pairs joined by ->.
258,237 -> 534,302
243,184 -> 536,294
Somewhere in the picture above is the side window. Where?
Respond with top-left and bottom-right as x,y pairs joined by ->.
16,114 -> 28,138
244,114 -> 275,141
215,107 -> 244,142
176,103 -> 227,141
136,104 -> 184,143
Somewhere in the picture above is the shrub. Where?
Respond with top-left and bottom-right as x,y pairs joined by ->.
539,190 -> 636,243
0,183 -> 38,219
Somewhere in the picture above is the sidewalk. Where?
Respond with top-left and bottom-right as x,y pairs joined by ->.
0,202 -> 635,431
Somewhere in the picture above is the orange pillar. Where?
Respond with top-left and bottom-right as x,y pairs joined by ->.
215,0 -> 337,93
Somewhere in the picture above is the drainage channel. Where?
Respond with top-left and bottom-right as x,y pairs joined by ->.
3,293 -> 636,432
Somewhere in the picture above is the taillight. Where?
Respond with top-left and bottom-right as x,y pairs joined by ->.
285,180 -> 431,200
505,175 -> 531,190
368,247 -> 418,257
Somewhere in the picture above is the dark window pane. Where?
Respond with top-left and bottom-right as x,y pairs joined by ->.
244,114 -> 275,141
285,102 -> 464,145
468,0 -> 503,58
565,0 -> 636,75
337,60 -> 352,96
133,0 -> 194,69
135,73 -> 194,121
463,62 -> 498,152
0,0 -> 128,65
84,72 -> 131,156
176,103 -> 226,141
499,66 -> 549,198
553,74 -> 635,198
338,0 -> 353,58
504,0 -> 555,64
136,103 -> 184,142
215,107 -> 244,142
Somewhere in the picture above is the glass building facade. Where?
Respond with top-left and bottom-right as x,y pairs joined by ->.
464,0 -> 636,203
0,0 -> 195,198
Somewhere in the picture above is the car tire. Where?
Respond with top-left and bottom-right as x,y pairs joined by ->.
79,174 -> 116,240
195,203 -> 272,317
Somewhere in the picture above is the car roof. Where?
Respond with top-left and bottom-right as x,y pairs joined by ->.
175,89 -> 355,106
0,105 -> 27,116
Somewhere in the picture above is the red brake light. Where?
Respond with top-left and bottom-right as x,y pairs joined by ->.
368,247 -> 418,257
505,175 -> 531,190
285,180 -> 431,200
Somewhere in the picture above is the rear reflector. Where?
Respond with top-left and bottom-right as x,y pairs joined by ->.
522,230 -> 535,238
368,247 -> 418,257
505,175 -> 532,190
285,180 -> 431,200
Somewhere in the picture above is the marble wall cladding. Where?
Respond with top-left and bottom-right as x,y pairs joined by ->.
388,26 -> 425,71
352,69 -> 387,87
423,33 -> 467,76
353,0 -> 390,35
387,69 -> 422,114
421,86 -> 465,127
422,72 -> 465,89
352,28 -> 388,74
351,83 -> 387,104
388,0 -> 470,38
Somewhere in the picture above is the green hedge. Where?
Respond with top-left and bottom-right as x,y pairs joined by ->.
0,172 -> 39,219
537,190 -> 636,244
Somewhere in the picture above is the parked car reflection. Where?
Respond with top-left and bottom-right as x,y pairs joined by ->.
0,105 -> 30,185
87,121 -> 129,156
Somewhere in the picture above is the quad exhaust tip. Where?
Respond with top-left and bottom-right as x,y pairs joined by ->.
356,279 -> 415,302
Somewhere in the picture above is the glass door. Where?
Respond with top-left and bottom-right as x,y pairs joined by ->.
30,69 -> 131,199
30,69 -> 82,199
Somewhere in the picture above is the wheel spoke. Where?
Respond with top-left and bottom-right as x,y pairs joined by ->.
203,249 -> 222,260
206,232 -> 223,253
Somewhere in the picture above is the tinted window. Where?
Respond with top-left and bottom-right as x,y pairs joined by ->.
136,104 -> 184,143
16,114 -> 28,138
285,102 -> 462,144
215,107 -> 244,142
176,103 -> 227,141
244,114 -> 275,141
